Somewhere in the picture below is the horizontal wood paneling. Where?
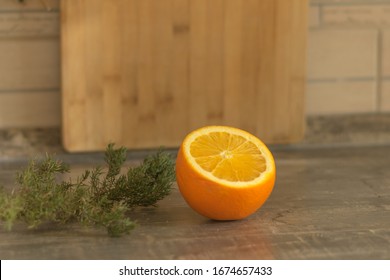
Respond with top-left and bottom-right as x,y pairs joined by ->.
0,38 -> 60,90
0,91 -> 61,128
306,81 -> 377,114
0,12 -> 59,38
0,1 -> 60,129
0,0 -> 59,11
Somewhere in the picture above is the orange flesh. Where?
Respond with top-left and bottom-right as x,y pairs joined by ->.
189,132 -> 267,182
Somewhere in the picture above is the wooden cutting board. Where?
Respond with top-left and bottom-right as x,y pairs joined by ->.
61,0 -> 308,152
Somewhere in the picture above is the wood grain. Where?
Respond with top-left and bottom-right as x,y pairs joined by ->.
1,145 -> 389,259
61,0 -> 308,151
0,12 -> 59,38
0,38 -> 60,90
0,2 -> 60,129
0,0 -> 59,11
0,91 -> 61,128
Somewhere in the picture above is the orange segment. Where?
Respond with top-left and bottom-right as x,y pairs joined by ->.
176,126 -> 276,220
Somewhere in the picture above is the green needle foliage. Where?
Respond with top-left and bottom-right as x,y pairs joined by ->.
0,144 -> 175,237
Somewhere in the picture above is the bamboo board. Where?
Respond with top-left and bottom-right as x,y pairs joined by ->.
61,0 -> 308,152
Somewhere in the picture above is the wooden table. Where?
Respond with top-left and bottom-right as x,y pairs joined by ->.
1,145 -> 389,259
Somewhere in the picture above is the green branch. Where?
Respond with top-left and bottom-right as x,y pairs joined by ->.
0,144 -> 175,237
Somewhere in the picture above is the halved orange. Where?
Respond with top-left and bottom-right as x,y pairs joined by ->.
176,126 -> 276,220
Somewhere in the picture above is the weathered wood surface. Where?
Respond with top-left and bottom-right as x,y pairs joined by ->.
0,145 -> 389,259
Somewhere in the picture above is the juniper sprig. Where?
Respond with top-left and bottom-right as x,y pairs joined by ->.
0,144 -> 175,237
